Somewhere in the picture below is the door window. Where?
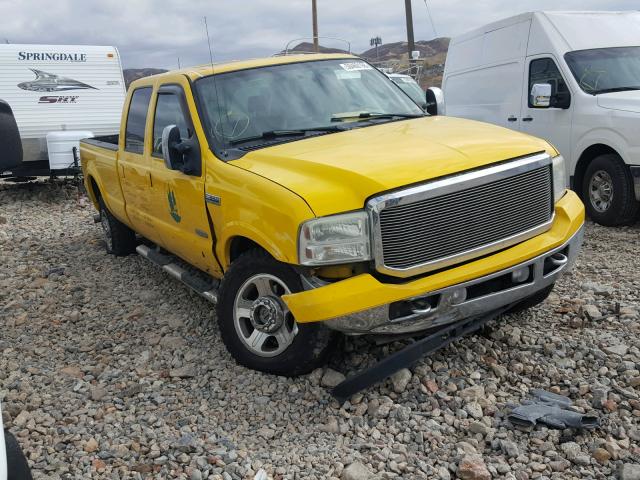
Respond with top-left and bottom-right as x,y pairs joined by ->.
528,58 -> 570,108
152,92 -> 189,157
124,87 -> 152,154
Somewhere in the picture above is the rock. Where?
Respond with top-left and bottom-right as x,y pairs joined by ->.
459,386 -> 485,401
458,454 -> 491,480
321,369 -> 346,388
60,365 -> 83,379
465,401 -> 483,419
169,365 -> 196,378
581,281 -> 614,296
390,368 -> 412,393
620,464 -> 640,480
592,448 -> 611,464
84,438 -> 99,453
501,440 -> 519,459
581,304 -> 602,319
12,410 -> 30,428
438,466 -> 451,480
603,344 -> 629,356
342,462 -> 371,480
90,386 -> 108,401
469,421 -> 489,436
254,469 -> 268,480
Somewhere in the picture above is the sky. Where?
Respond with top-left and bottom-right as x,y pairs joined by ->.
1,0 -> 637,69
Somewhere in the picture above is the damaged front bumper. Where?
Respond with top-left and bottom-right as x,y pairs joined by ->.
282,190 -> 585,334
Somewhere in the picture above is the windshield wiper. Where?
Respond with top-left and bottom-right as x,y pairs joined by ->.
593,86 -> 640,95
229,126 -> 343,146
331,112 -> 425,122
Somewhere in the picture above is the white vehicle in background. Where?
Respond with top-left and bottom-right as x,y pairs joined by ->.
386,73 -> 427,109
0,44 -> 126,177
441,11 -> 640,225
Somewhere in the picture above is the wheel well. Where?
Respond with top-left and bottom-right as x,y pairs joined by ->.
87,176 -> 100,202
229,236 -> 265,263
574,144 -> 620,196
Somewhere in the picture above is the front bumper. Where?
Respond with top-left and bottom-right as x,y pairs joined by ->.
282,190 -> 585,333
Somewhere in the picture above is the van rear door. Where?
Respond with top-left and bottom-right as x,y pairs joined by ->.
444,18 -> 530,129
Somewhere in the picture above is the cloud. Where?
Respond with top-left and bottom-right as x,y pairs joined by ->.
1,0 -> 637,68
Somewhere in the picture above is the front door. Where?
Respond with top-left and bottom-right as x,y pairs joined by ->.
520,55 -> 573,163
148,81 -> 221,275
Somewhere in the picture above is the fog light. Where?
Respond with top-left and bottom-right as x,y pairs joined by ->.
511,267 -> 530,283
450,287 -> 467,305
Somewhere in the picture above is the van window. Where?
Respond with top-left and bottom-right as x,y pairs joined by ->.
152,92 -> 189,157
125,88 -> 152,154
528,58 -> 570,108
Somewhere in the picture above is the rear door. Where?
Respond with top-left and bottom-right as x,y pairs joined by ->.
519,55 -> 573,160
118,87 -> 160,243
148,80 -> 220,275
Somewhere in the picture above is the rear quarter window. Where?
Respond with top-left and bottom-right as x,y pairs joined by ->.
125,87 -> 152,154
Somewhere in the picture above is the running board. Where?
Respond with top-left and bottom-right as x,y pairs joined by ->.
136,245 -> 219,304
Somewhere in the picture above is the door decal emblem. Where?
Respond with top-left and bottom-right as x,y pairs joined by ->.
167,190 -> 182,223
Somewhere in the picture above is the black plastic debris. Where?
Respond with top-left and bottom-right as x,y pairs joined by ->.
508,389 -> 599,430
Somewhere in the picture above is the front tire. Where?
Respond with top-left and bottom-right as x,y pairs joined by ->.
582,154 -> 639,226
5,430 -> 33,480
216,249 -> 335,376
98,197 -> 136,256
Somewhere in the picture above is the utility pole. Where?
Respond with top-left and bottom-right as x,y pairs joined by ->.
404,0 -> 416,74
312,0 -> 319,53
370,36 -> 382,61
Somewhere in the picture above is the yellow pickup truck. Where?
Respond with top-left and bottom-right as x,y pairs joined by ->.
81,54 -> 584,378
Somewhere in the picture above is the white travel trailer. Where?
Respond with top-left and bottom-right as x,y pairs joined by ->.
0,44 -> 125,176
441,12 -> 640,226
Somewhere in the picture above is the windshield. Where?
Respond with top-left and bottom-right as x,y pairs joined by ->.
565,46 -> 640,94
195,59 -> 423,150
391,76 -> 426,107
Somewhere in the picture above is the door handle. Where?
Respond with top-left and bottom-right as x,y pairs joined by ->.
522,117 -> 533,122
507,116 -> 517,122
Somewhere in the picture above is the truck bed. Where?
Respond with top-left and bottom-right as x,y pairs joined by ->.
81,134 -> 119,151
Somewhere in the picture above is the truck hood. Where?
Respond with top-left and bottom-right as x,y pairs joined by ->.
597,90 -> 640,114
232,116 -> 556,217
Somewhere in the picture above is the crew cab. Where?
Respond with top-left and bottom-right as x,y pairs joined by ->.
81,54 -> 584,376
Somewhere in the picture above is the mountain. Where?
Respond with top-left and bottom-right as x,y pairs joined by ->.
284,42 -> 350,54
123,68 -> 168,88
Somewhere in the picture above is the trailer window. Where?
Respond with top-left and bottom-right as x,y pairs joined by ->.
125,87 -> 152,154
528,58 -> 570,108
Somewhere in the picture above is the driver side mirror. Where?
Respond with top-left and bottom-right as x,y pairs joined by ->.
425,87 -> 445,116
531,83 -> 552,108
161,124 -> 184,171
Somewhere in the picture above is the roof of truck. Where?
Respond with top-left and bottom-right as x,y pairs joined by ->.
133,53 -> 357,86
452,11 -> 640,51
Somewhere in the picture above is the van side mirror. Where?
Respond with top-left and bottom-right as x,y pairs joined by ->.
0,101 -> 23,171
531,83 -> 552,108
425,87 -> 445,116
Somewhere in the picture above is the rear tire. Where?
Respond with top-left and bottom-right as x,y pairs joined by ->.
506,284 -> 555,314
582,154 -> 639,226
5,430 -> 33,480
98,197 -> 136,256
216,249 -> 335,376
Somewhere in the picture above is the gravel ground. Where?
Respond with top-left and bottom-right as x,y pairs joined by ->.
1,180 -> 639,480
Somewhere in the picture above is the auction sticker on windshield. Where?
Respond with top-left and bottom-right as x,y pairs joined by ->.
340,62 -> 372,71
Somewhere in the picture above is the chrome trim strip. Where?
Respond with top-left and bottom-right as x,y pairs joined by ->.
367,152 -> 553,278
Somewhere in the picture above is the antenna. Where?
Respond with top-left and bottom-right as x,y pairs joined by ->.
423,0 -> 438,38
177,57 -> 181,69
203,16 -> 229,153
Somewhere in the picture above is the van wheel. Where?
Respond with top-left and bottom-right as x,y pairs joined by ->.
582,154 -> 639,226
216,249 -> 335,376
98,197 -> 136,256
5,430 -> 33,480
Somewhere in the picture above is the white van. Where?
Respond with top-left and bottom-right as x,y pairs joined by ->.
441,11 -> 640,226
0,44 -> 126,176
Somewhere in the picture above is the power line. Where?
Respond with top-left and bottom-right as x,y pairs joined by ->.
423,0 -> 438,38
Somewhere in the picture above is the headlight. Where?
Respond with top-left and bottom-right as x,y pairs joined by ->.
299,211 -> 371,265
552,154 -> 567,203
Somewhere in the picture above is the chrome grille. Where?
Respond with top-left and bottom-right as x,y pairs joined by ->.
368,153 -> 554,277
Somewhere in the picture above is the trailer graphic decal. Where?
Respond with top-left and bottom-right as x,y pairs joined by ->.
18,69 -> 97,92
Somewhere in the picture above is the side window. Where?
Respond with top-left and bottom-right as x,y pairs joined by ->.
528,58 -> 571,108
152,92 -> 190,157
125,88 -> 152,154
